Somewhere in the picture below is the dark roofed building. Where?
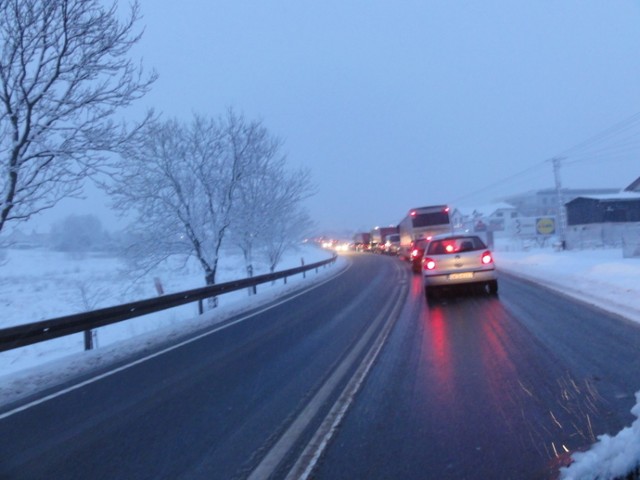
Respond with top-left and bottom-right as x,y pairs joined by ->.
624,176 -> 640,193
566,193 -> 640,225
502,188 -> 620,217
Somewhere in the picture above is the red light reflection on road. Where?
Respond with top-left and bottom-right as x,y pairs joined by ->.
421,296 -> 517,417
479,301 -> 512,373
423,306 -> 456,405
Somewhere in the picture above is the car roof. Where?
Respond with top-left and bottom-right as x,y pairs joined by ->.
428,233 -> 477,241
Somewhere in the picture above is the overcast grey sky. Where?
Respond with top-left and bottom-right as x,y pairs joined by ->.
37,1 -> 640,235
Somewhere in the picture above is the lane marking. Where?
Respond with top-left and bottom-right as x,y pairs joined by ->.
248,261 -> 409,480
0,262 -> 352,421
286,261 -> 409,480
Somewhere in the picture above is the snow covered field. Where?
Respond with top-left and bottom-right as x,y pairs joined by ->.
1,244 -> 639,478
0,244 -> 343,402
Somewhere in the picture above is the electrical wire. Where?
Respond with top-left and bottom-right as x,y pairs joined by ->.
557,110 -> 640,159
448,160 -> 549,205
449,110 -> 640,205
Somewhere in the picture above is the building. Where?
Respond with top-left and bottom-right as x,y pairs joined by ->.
564,191 -> 640,251
453,203 -> 519,234
624,176 -> 640,193
502,188 -> 620,218
566,193 -> 640,225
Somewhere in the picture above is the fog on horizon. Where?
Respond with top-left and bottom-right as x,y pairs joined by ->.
16,1 -> 640,235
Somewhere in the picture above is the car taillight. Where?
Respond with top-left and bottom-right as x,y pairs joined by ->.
481,251 -> 493,264
423,258 -> 436,270
411,249 -> 419,258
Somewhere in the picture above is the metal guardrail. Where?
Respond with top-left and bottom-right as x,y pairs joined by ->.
0,254 -> 337,353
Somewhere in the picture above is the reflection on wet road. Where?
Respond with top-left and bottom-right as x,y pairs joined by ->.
316,262 -> 640,480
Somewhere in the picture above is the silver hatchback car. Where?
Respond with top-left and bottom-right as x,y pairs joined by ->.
422,234 -> 498,298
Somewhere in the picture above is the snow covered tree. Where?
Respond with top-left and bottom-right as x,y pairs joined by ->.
226,121 -> 315,276
262,206 -> 314,273
248,165 -> 315,273
107,110 -> 269,290
0,0 -> 156,235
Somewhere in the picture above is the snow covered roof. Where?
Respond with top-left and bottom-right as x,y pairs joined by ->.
454,203 -> 516,216
571,192 -> 640,201
625,176 -> 640,192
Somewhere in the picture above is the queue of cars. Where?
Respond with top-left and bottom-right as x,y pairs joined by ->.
352,205 -> 499,299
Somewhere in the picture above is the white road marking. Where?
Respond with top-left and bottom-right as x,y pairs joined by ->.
0,262 -> 351,421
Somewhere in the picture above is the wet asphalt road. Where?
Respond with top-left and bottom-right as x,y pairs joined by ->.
0,253 -> 405,479
313,261 -> 640,480
1,253 -> 639,479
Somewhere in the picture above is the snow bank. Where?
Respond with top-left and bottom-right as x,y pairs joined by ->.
559,392 -> 640,480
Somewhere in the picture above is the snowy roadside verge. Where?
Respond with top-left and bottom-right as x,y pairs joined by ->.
494,249 -> 640,326
0,246 -> 348,409
494,248 -> 640,480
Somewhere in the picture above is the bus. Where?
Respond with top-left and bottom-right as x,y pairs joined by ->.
398,205 -> 452,266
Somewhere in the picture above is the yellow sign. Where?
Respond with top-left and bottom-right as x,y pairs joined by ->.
536,217 -> 555,235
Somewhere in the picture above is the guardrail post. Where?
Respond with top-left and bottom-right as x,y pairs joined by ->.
248,265 -> 256,295
84,330 -> 94,350
301,258 -> 306,278
198,299 -> 203,315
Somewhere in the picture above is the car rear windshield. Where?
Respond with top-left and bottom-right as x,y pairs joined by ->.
427,236 -> 487,255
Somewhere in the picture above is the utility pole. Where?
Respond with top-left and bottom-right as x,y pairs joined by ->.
552,157 -> 567,249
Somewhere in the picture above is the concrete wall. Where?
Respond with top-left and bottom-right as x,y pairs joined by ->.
565,222 -> 640,254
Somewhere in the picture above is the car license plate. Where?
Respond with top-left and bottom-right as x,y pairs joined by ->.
449,272 -> 474,280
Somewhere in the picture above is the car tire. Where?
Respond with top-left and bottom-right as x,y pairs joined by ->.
486,280 -> 498,295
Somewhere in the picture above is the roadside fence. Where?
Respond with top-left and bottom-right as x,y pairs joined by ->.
0,254 -> 337,353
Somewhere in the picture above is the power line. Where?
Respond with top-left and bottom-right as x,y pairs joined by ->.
451,110 -> 640,205
448,160 -> 548,205
557,110 -> 640,159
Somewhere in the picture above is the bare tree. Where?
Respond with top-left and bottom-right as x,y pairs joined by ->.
243,164 -> 314,273
0,0 -> 156,234
107,110 -> 268,291
262,206 -> 314,273
227,129 -> 288,277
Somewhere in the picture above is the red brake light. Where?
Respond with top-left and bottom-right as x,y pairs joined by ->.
423,258 -> 436,270
481,251 -> 493,264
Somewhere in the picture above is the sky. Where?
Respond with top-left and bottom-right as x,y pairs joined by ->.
24,0 -> 640,235
1,243 -> 640,477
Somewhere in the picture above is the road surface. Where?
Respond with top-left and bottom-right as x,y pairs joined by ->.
1,253 -> 639,479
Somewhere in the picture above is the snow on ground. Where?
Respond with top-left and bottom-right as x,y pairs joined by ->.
1,242 -> 640,478
494,248 -> 640,325
0,244 -> 345,406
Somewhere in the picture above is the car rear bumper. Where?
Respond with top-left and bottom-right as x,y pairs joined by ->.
423,268 -> 497,287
